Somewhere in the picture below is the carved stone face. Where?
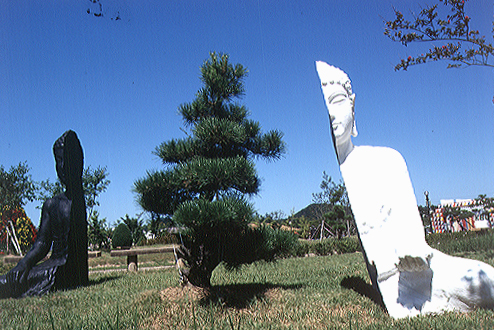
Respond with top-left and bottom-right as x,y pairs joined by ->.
315,61 -> 357,150
321,83 -> 357,145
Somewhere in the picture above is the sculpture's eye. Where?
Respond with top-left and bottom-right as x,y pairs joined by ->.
332,96 -> 346,104
328,93 -> 347,104
322,82 -> 327,86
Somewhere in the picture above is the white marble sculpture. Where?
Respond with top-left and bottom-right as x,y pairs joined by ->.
316,61 -> 494,318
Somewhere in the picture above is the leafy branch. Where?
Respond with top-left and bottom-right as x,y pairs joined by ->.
384,0 -> 494,71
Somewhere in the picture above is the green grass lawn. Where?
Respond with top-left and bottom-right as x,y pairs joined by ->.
1,250 -> 494,329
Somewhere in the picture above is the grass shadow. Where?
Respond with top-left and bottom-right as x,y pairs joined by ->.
341,276 -> 386,311
200,282 -> 302,309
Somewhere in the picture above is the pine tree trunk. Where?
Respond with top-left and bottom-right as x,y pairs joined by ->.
184,263 -> 214,289
180,244 -> 219,290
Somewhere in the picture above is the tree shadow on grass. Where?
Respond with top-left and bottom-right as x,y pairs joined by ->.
341,276 -> 386,311
87,274 -> 122,287
200,282 -> 302,309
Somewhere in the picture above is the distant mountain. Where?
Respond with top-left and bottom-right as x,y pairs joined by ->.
293,203 -> 330,221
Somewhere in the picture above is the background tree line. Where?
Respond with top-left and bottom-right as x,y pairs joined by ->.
254,172 -> 355,240
0,162 -> 112,252
0,161 -> 189,253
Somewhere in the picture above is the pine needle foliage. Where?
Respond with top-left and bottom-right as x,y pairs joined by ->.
134,52 -> 291,288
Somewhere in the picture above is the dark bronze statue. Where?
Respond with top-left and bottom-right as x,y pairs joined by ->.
0,130 -> 88,298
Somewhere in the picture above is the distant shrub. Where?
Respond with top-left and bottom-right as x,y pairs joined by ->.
221,226 -> 299,270
264,227 -> 300,259
136,235 -> 146,247
334,236 -> 361,254
138,232 -> 180,246
313,238 -> 336,256
291,236 -> 361,257
292,240 -> 310,257
112,223 -> 133,248
0,207 -> 37,253
426,230 -> 494,254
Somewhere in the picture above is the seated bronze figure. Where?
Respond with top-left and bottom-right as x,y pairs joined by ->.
0,130 -> 88,298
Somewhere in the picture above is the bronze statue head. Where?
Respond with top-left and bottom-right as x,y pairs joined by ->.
53,130 -> 84,189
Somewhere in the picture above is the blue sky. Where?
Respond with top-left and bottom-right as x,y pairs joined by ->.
1,0 -> 493,226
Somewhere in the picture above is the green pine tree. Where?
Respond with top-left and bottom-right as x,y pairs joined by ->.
134,52 -> 295,288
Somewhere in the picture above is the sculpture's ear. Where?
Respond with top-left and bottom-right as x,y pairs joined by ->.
350,94 -> 358,137
352,120 -> 358,137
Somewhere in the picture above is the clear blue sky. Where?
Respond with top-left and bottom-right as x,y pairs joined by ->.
2,0 -> 493,227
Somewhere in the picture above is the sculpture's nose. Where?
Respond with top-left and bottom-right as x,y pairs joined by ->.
329,113 -> 335,122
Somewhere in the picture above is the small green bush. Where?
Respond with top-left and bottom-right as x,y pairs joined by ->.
334,236 -> 361,254
292,240 -> 310,257
313,238 -> 336,256
112,223 -> 133,248
222,226 -> 299,270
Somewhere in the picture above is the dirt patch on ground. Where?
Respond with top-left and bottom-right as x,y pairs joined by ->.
149,286 -> 382,329
263,287 -> 283,302
160,285 -> 205,302
327,304 -> 374,321
147,286 -> 206,330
